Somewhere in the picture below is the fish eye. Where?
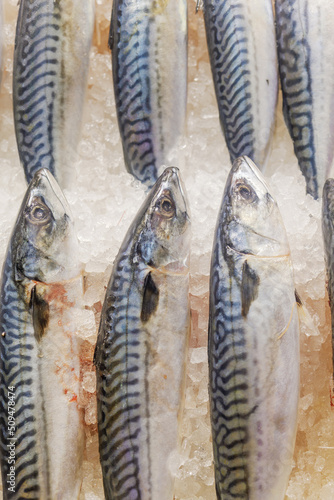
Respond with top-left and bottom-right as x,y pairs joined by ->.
27,202 -> 51,225
162,199 -> 172,212
235,182 -> 255,202
32,206 -> 46,220
157,195 -> 175,218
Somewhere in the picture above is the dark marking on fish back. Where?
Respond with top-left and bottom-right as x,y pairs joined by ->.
275,0 -> 318,198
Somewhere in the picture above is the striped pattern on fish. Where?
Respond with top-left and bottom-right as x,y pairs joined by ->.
209,157 -> 299,499
96,247 -> 150,498
202,0 -> 277,169
95,167 -> 190,499
0,251 -> 41,499
111,0 -> 187,187
276,0 -> 334,199
0,261 -> 84,499
13,0 -> 94,185
0,169 -> 84,499
209,243 -> 253,498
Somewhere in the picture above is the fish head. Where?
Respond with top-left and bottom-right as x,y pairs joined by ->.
134,167 -> 191,273
221,156 -> 289,257
12,169 -> 81,283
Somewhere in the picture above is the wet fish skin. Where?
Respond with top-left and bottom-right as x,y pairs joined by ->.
13,0 -> 95,186
202,0 -> 278,169
95,167 -> 190,499
209,156 -> 299,499
322,179 -> 334,383
111,0 -> 187,188
275,0 -> 334,199
0,169 -> 84,499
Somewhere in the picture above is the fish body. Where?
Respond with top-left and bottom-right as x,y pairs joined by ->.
202,0 -> 278,169
322,179 -> 334,382
95,167 -> 190,499
110,0 -> 187,188
13,0 -> 95,185
276,0 -> 334,199
209,156 -> 299,499
0,169 -> 84,499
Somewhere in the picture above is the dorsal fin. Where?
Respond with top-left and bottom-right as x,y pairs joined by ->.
141,272 -> 159,323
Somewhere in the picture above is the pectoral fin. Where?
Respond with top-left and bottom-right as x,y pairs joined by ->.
30,285 -> 49,343
241,261 -> 259,317
141,272 -> 159,323
295,289 -> 302,306
295,289 -> 319,336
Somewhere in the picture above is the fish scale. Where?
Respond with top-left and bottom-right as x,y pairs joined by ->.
202,0 -> 277,170
111,0 -> 187,188
13,0 -> 94,186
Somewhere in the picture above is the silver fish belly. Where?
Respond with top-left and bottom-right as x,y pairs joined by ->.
322,179 -> 334,389
202,0 -> 278,169
110,0 -> 187,188
275,0 -> 334,199
13,0 -> 95,186
95,167 -> 190,499
0,169 -> 84,499
209,156 -> 299,499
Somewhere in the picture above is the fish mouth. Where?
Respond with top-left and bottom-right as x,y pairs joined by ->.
245,226 -> 282,246
226,221 -> 291,258
151,262 -> 189,276
227,244 -> 290,260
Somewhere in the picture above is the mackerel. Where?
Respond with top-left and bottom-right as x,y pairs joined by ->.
110,0 -> 187,188
276,0 -> 334,199
0,169 -> 84,499
322,179 -> 334,396
202,0 -> 278,169
94,167 -> 190,499
13,0 -> 95,186
209,156 -> 299,499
